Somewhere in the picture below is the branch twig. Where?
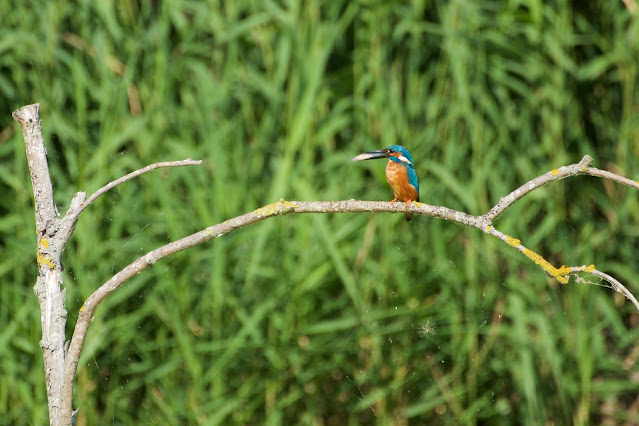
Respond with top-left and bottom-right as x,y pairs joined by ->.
84,160 -> 203,211
483,155 -> 639,222
588,269 -> 639,310
58,159 -> 203,245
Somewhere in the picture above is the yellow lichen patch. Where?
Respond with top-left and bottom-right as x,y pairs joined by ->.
584,264 -> 596,272
279,200 -> 300,209
37,254 -> 55,270
550,169 -> 560,176
39,238 -> 49,248
80,305 -> 85,312
555,265 -> 573,276
505,235 -> 521,247
522,248 -> 569,284
485,225 -> 492,232
252,202 -> 281,217
252,199 -> 299,217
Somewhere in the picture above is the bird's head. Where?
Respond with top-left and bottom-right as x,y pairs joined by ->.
351,145 -> 415,167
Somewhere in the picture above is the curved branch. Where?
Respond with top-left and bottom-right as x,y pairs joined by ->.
61,187 -> 639,416
586,269 -> 639,311
16,102 -> 637,424
484,155 -> 639,223
57,159 -> 202,246
483,155 -> 590,222
82,159 -> 203,211
59,154 -> 639,420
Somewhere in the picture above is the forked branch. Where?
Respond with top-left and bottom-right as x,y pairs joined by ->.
65,151 -> 639,402
14,103 -> 639,426
13,104 -> 203,426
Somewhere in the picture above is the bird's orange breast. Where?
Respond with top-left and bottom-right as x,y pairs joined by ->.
385,161 -> 419,202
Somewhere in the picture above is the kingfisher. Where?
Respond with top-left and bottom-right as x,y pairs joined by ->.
352,145 -> 420,222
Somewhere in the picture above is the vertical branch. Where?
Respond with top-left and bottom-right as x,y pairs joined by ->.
13,104 -> 58,233
13,104 -> 68,426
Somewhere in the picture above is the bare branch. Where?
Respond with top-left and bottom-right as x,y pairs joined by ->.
15,101 -> 639,423
623,0 -> 638,14
58,159 -> 203,245
13,104 -> 203,423
485,155 -> 589,222
12,104 -> 58,234
586,269 -> 639,312
82,159 -> 203,210
13,103 -> 67,425
583,167 -> 639,189
484,155 -> 639,223
62,180 -> 639,409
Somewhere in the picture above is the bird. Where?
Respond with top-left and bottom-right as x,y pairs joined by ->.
352,145 -> 420,222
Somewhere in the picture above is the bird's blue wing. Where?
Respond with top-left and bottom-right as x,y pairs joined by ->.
406,165 -> 419,195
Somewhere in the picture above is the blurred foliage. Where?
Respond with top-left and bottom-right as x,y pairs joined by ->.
1,0 -> 639,424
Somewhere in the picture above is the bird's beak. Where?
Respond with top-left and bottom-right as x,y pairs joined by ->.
351,150 -> 388,162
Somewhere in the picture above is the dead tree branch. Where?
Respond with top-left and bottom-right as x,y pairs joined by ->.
623,0 -> 638,14
58,158 -> 202,245
13,104 -> 66,424
14,103 -> 639,425
13,104 -> 202,426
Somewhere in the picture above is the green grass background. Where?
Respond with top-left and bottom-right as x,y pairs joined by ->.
1,0 -> 639,424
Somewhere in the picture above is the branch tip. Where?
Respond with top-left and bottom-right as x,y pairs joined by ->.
579,155 -> 593,170
12,103 -> 40,124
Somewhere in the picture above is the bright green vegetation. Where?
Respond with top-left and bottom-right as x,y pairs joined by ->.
1,1 -> 639,424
